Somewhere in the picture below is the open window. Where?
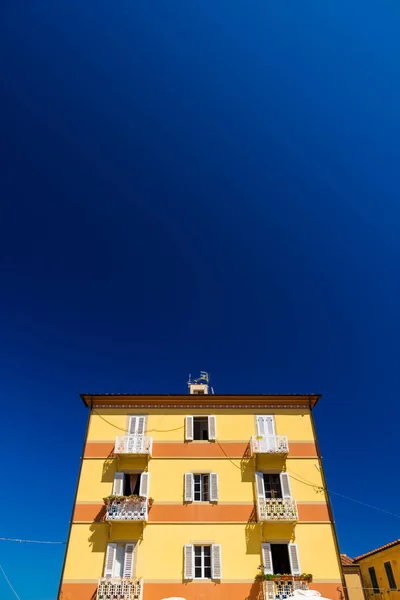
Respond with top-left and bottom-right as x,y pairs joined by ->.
262,542 -> 301,575
184,472 -> 218,502
255,472 -> 292,499
185,416 -> 216,441
184,544 -> 222,580
113,472 -> 150,498
104,542 -> 137,578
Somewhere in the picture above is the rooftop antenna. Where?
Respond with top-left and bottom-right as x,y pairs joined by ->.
188,371 -> 214,394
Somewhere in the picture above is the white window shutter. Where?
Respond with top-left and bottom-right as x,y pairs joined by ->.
139,472 -> 150,498
137,416 -> 145,435
255,472 -> 265,498
104,543 -> 117,578
114,544 -> 125,578
209,473 -> 219,502
265,416 -> 275,436
256,416 -> 266,436
113,472 -> 124,496
184,473 -> 194,502
128,416 -> 137,434
123,543 -> 135,578
208,416 -> 217,440
288,544 -> 301,575
185,416 -> 194,441
262,543 -> 273,574
211,544 -> 222,579
280,472 -> 292,499
184,544 -> 194,579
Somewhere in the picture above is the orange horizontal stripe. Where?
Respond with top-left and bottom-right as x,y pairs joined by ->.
60,581 -> 343,600
83,441 -> 318,458
72,502 -> 330,523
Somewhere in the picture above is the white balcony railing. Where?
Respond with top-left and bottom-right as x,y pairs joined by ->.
257,498 -> 298,521
97,577 -> 143,600
251,435 -> 289,454
105,498 -> 148,522
114,435 -> 152,455
264,578 -> 309,600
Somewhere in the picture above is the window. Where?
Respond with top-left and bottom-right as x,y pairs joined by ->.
128,415 -> 146,435
185,472 -> 218,502
255,472 -> 292,500
262,543 -> 301,576
384,562 -> 397,590
369,567 -> 380,593
104,542 -> 136,578
195,545 -> 212,579
193,390 -> 205,395
185,416 -> 216,441
194,474 -> 209,501
194,417 -> 209,440
264,474 -> 282,499
184,544 -> 222,580
113,472 -> 150,498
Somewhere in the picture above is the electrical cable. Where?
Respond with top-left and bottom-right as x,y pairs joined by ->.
0,563 -> 21,600
0,538 -> 65,544
92,410 -> 184,433
90,411 -> 400,521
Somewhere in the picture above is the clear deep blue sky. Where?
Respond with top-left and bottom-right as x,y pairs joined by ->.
1,2 -> 400,599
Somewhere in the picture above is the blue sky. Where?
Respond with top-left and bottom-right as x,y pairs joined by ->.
1,1 -> 400,599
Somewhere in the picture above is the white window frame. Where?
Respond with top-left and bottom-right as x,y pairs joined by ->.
104,542 -> 137,578
127,415 -> 147,435
193,474 -> 210,502
194,545 -> 212,579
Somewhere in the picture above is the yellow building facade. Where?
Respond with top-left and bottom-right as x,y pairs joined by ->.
59,385 -> 345,600
354,540 -> 400,600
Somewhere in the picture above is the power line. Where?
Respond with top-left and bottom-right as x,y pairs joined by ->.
0,563 -> 21,600
0,538 -> 65,544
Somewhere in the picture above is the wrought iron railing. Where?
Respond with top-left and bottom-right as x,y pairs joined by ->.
105,498 -> 148,521
263,578 -> 309,600
97,577 -> 143,600
114,435 -> 152,455
250,435 -> 289,454
257,498 -> 298,521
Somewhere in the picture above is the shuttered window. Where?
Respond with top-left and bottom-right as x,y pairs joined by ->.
262,543 -> 273,574
104,543 -> 136,578
256,415 -> 275,437
128,416 -> 146,435
280,473 -> 292,499
263,543 -> 301,576
209,473 -> 219,502
369,567 -> 380,593
185,416 -> 217,441
139,472 -> 150,498
384,562 -> 397,590
184,544 -> 195,579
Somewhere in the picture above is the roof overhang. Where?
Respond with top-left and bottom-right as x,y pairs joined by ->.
80,393 -> 321,410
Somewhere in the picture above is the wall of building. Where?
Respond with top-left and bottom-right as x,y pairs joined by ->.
358,546 -> 400,600
60,404 -> 344,600
343,569 -> 366,600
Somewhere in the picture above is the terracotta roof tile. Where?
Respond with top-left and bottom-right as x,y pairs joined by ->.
354,539 -> 400,562
341,554 -> 354,566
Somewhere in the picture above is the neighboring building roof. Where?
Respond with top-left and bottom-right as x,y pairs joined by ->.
354,539 -> 400,562
341,554 -> 354,566
80,393 -> 321,409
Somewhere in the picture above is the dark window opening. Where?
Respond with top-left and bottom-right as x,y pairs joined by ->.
194,474 -> 209,501
384,562 -> 397,590
194,545 -> 211,579
123,473 -> 141,496
369,567 -> 380,593
271,544 -> 291,574
193,390 -> 205,395
264,474 -> 282,499
193,417 -> 209,440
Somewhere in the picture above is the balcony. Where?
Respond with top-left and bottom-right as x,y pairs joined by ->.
97,577 -> 143,600
105,497 -> 148,522
257,498 -> 298,522
263,577 -> 309,600
251,435 -> 289,455
114,435 -> 152,456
